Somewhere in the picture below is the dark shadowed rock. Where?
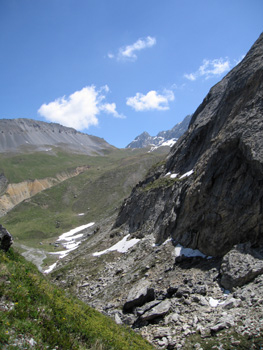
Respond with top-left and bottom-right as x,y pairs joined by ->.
220,243 -> 263,291
123,279 -> 155,312
0,225 -> 13,252
114,33 -> 263,257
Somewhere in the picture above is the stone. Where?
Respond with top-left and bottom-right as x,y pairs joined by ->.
123,279 -> 155,312
135,300 -> 161,316
114,313 -> 122,324
221,297 -> 241,310
140,299 -> 171,321
152,326 -> 172,339
175,285 -> 191,298
114,33 -> 263,257
0,225 -> 13,252
192,284 -> 207,296
220,243 -> 263,290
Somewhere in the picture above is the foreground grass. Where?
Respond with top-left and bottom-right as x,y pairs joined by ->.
0,248 -> 155,350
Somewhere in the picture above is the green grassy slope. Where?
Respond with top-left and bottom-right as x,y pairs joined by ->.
1,148 -> 166,249
0,248 -> 155,349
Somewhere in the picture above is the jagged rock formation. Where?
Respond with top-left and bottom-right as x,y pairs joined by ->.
115,32 -> 263,257
126,115 -> 191,149
0,118 -> 114,155
0,224 -> 13,251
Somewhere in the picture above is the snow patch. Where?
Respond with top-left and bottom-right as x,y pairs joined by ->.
161,139 -> 177,147
78,213 -> 85,216
209,297 -> 220,308
179,169 -> 194,179
152,237 -> 173,247
44,222 -> 95,273
209,296 -> 228,308
57,223 -> 94,241
175,244 -> 207,259
148,138 -> 177,152
44,262 -> 57,274
165,171 -> 178,178
93,234 -> 140,256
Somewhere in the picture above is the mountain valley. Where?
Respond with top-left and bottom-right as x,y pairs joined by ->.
1,32 -> 263,350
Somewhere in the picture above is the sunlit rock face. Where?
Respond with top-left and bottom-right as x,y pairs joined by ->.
114,33 -> 263,257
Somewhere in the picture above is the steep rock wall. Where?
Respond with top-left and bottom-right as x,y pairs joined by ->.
114,33 -> 263,257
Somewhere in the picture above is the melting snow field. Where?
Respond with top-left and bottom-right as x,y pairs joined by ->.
175,244 -> 210,259
44,222 -> 94,274
93,234 -> 140,257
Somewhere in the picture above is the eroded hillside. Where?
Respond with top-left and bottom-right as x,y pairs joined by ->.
0,166 -> 88,216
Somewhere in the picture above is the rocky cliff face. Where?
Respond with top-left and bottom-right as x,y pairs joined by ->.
0,118 -> 114,155
114,33 -> 263,257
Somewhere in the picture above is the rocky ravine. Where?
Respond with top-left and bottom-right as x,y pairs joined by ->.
50,33 -> 263,349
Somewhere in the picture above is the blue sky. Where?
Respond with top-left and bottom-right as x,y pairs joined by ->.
0,0 -> 262,148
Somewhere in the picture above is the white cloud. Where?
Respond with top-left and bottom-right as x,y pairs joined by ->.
126,89 -> 174,111
109,36 -> 156,61
38,86 -> 124,130
100,103 -> 125,119
184,57 -> 231,81
184,73 -> 196,81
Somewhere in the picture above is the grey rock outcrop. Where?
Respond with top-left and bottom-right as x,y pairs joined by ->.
0,224 -> 13,251
114,33 -> 263,257
220,243 -> 263,291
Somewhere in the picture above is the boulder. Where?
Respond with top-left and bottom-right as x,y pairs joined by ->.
140,299 -> 171,321
220,243 -> 263,291
135,300 -> 161,316
123,279 -> 155,312
0,225 -> 13,252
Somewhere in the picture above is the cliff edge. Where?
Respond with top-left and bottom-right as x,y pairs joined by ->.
114,33 -> 263,257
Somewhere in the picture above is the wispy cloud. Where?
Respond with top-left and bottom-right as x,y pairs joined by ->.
38,86 -> 125,130
108,36 -> 156,61
126,89 -> 174,111
184,57 -> 231,81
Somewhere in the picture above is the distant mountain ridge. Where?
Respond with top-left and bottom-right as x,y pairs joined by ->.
126,114 -> 191,149
0,118 -> 114,155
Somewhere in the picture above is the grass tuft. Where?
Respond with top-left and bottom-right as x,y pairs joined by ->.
0,248 -> 155,349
